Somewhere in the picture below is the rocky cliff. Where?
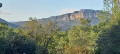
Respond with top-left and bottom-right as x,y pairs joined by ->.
13,9 -> 100,30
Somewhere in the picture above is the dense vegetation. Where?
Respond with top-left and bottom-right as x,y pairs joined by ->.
0,0 -> 120,54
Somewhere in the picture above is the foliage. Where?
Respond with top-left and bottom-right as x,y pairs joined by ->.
96,0 -> 120,54
64,45 -> 89,54
23,17 -> 61,54
65,18 -> 98,54
0,22 -> 36,54
1,0 -> 120,53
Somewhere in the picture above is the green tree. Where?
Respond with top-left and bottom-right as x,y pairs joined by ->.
0,22 -> 36,54
23,17 -> 60,54
50,31 -> 68,54
0,22 -> 9,54
5,33 -> 36,54
66,19 -> 97,54
96,0 -> 120,54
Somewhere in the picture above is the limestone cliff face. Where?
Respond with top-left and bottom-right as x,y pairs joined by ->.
70,9 -> 100,20
39,9 -> 100,30
42,9 -> 100,22
13,9 -> 100,30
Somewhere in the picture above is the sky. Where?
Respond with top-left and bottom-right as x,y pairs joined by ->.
0,0 -> 103,22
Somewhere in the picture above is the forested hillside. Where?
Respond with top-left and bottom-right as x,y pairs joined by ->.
0,0 -> 120,54
13,9 -> 100,31
0,18 -> 18,28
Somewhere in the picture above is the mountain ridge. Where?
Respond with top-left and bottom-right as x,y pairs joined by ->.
13,9 -> 100,30
0,18 -> 18,28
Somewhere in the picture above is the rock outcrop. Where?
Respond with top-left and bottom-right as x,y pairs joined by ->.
13,9 -> 100,30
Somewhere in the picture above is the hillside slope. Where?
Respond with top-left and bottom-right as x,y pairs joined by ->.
0,18 -> 18,28
13,9 -> 100,30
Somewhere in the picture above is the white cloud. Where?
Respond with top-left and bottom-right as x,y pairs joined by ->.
60,8 -> 76,14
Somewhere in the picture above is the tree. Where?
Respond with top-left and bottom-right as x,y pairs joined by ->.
0,22 -> 9,54
0,22 -> 36,54
66,18 -> 97,54
64,45 -> 89,54
23,17 -> 61,54
96,0 -> 120,54
50,31 -> 68,54
4,33 -> 36,54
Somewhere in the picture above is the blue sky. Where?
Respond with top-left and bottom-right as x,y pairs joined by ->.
0,0 -> 103,22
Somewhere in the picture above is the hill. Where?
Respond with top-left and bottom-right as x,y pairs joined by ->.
13,9 -> 100,30
0,18 -> 18,28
